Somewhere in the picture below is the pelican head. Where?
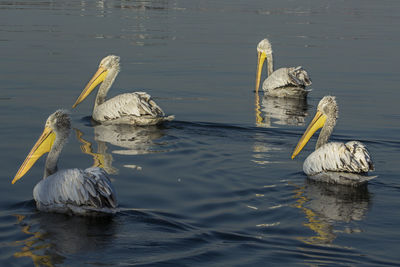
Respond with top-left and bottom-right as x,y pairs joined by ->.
257,38 -> 273,55
12,110 -> 71,184
291,96 -> 338,159
46,110 -> 71,133
256,38 -> 273,92
316,96 -> 338,120
72,55 -> 120,108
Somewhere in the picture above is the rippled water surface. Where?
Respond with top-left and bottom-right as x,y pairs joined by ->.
1,0 -> 400,266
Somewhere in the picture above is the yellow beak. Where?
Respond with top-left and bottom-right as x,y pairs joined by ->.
72,66 -> 108,108
291,110 -> 327,159
255,51 -> 267,92
12,126 -> 56,184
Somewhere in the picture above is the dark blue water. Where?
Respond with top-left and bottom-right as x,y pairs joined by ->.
1,0 -> 400,266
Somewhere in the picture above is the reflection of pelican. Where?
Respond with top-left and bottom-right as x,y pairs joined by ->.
13,214 -> 59,266
258,95 -> 308,127
291,96 -> 375,185
35,213 -> 115,254
72,55 -> 174,125
12,110 -> 117,215
255,38 -> 312,98
75,129 -> 118,175
94,124 -> 165,156
293,180 -> 371,245
76,125 -> 165,172
252,132 -> 283,165
13,212 -> 115,266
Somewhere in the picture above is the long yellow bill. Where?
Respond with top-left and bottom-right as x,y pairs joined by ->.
291,110 -> 327,159
12,127 -> 56,184
255,51 -> 266,92
72,66 -> 108,108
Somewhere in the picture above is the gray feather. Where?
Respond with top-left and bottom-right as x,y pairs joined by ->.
33,167 -> 118,214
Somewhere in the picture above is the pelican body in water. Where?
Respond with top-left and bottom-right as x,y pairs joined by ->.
73,55 -> 174,126
255,38 -> 312,98
291,96 -> 375,186
12,110 -> 117,215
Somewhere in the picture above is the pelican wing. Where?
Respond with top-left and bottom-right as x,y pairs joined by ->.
93,92 -> 165,122
287,66 -> 312,87
263,66 -> 311,93
33,167 -> 117,214
303,141 -> 374,176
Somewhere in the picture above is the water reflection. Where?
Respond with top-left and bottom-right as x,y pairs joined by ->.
80,0 -> 173,46
76,124 -> 167,172
13,212 -> 115,266
252,132 -> 283,165
75,129 -> 118,174
292,180 -> 371,245
1,0 -> 170,11
253,92 -> 307,165
255,92 -> 308,127
0,0 -> 174,46
13,214 -> 60,267
78,0 -> 171,12
94,124 -> 165,155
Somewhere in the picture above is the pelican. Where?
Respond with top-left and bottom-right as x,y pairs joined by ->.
255,38 -> 312,98
72,55 -> 174,126
291,96 -> 375,186
12,110 -> 118,215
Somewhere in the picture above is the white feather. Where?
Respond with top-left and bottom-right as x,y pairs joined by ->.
93,92 -> 174,126
263,67 -> 312,98
303,142 -> 375,185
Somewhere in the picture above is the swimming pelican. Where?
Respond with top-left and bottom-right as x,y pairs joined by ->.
72,55 -> 174,126
12,110 -> 118,215
255,38 -> 312,98
291,96 -> 375,186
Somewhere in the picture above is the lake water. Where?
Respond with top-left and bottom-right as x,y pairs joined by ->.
1,0 -> 400,266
